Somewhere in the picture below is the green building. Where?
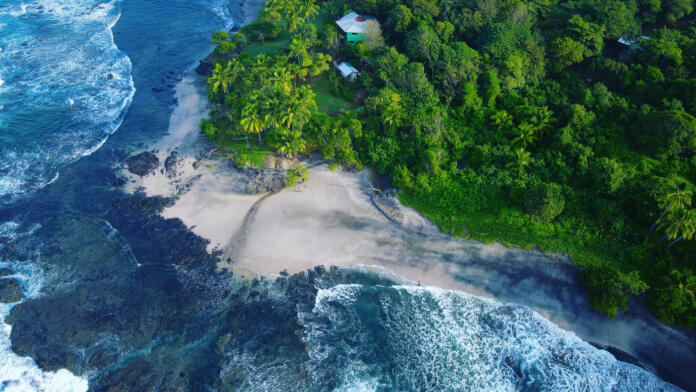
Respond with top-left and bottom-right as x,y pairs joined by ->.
335,12 -> 375,44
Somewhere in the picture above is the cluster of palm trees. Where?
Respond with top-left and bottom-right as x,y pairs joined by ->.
206,49 -> 328,156
652,177 -> 696,248
490,106 -> 555,173
265,0 -> 318,32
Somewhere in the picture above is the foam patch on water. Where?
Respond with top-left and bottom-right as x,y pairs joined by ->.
0,221 -> 88,391
302,284 -> 682,392
0,0 -> 135,205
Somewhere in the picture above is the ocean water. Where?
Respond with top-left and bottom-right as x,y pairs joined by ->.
302,284 -> 679,391
0,0 -> 691,391
0,0 -> 134,205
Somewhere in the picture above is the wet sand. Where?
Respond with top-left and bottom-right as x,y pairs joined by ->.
124,77 -> 696,391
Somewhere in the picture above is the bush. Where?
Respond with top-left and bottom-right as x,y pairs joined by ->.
240,20 -> 280,42
523,182 -> 565,222
286,166 -> 308,188
581,265 -> 648,317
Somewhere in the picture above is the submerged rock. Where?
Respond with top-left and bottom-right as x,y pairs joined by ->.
0,278 -> 24,303
0,268 -> 12,277
125,151 -> 159,176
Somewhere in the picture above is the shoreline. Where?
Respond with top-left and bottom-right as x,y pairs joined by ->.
122,74 -> 696,390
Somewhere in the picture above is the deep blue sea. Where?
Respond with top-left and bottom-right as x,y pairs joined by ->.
0,0 -> 691,391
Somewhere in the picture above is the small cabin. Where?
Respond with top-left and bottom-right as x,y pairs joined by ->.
336,62 -> 359,80
335,12 -> 375,44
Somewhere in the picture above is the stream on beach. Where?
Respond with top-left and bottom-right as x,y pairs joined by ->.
0,0 -> 695,391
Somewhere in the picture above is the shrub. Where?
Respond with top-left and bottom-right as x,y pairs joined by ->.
523,182 -> 565,222
581,265 -> 648,317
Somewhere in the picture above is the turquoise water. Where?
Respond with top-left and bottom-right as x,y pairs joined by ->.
0,0 -> 691,390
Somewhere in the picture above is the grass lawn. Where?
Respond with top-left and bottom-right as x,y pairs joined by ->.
217,140 -> 273,168
245,31 -> 292,57
311,74 -> 355,115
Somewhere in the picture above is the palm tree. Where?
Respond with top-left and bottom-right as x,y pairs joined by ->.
299,0 -> 319,20
240,103 -> 266,143
289,37 -> 309,63
506,148 -> 532,174
650,177 -> 693,232
382,94 -> 405,128
262,97 -> 282,130
282,86 -> 316,132
658,208 -> 696,248
271,66 -> 293,95
531,106 -> 555,137
489,110 -> 513,131
511,122 -> 536,147
208,62 -> 232,95
277,128 -> 306,158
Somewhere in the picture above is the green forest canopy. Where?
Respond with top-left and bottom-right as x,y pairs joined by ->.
202,0 -> 696,327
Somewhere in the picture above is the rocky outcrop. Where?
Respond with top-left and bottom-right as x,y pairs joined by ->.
244,169 -> 287,194
164,151 -> 180,178
261,155 -> 300,170
0,278 -> 24,303
125,151 -> 159,176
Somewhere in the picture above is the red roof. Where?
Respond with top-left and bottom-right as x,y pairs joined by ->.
355,16 -> 366,22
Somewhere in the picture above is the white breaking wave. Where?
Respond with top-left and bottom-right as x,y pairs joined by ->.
0,0 -> 135,205
0,221 -> 88,392
303,284 -> 682,392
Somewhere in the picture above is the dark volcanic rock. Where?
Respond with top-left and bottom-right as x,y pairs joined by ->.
164,151 -> 179,178
0,278 -> 24,303
0,268 -> 12,277
126,151 -> 159,176
245,169 -> 287,194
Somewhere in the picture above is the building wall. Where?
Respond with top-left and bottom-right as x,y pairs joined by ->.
346,32 -> 364,43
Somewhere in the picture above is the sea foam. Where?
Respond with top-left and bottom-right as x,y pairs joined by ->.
0,0 -> 135,205
302,283 -> 682,392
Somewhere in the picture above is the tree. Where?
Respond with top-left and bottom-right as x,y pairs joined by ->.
208,62 -> 232,95
388,5 -> 413,34
582,265 -> 648,317
523,182 -> 565,221
653,269 -> 696,327
364,20 -> 385,52
289,37 -> 310,63
240,104 -> 265,142
658,207 -> 696,247
489,110 -> 513,131
480,70 -> 500,107
506,148 -> 532,173
650,176 -> 693,232
549,37 -> 585,72
663,0 -> 694,24
638,110 -> 696,157
277,128 -> 306,157
211,30 -> 235,54
530,106 -> 555,137
323,25 -> 340,54
568,14 -> 605,57
283,86 -> 316,132
299,0 -> 318,20
406,24 -> 441,76
511,122 -> 536,147
593,157 -> 626,194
